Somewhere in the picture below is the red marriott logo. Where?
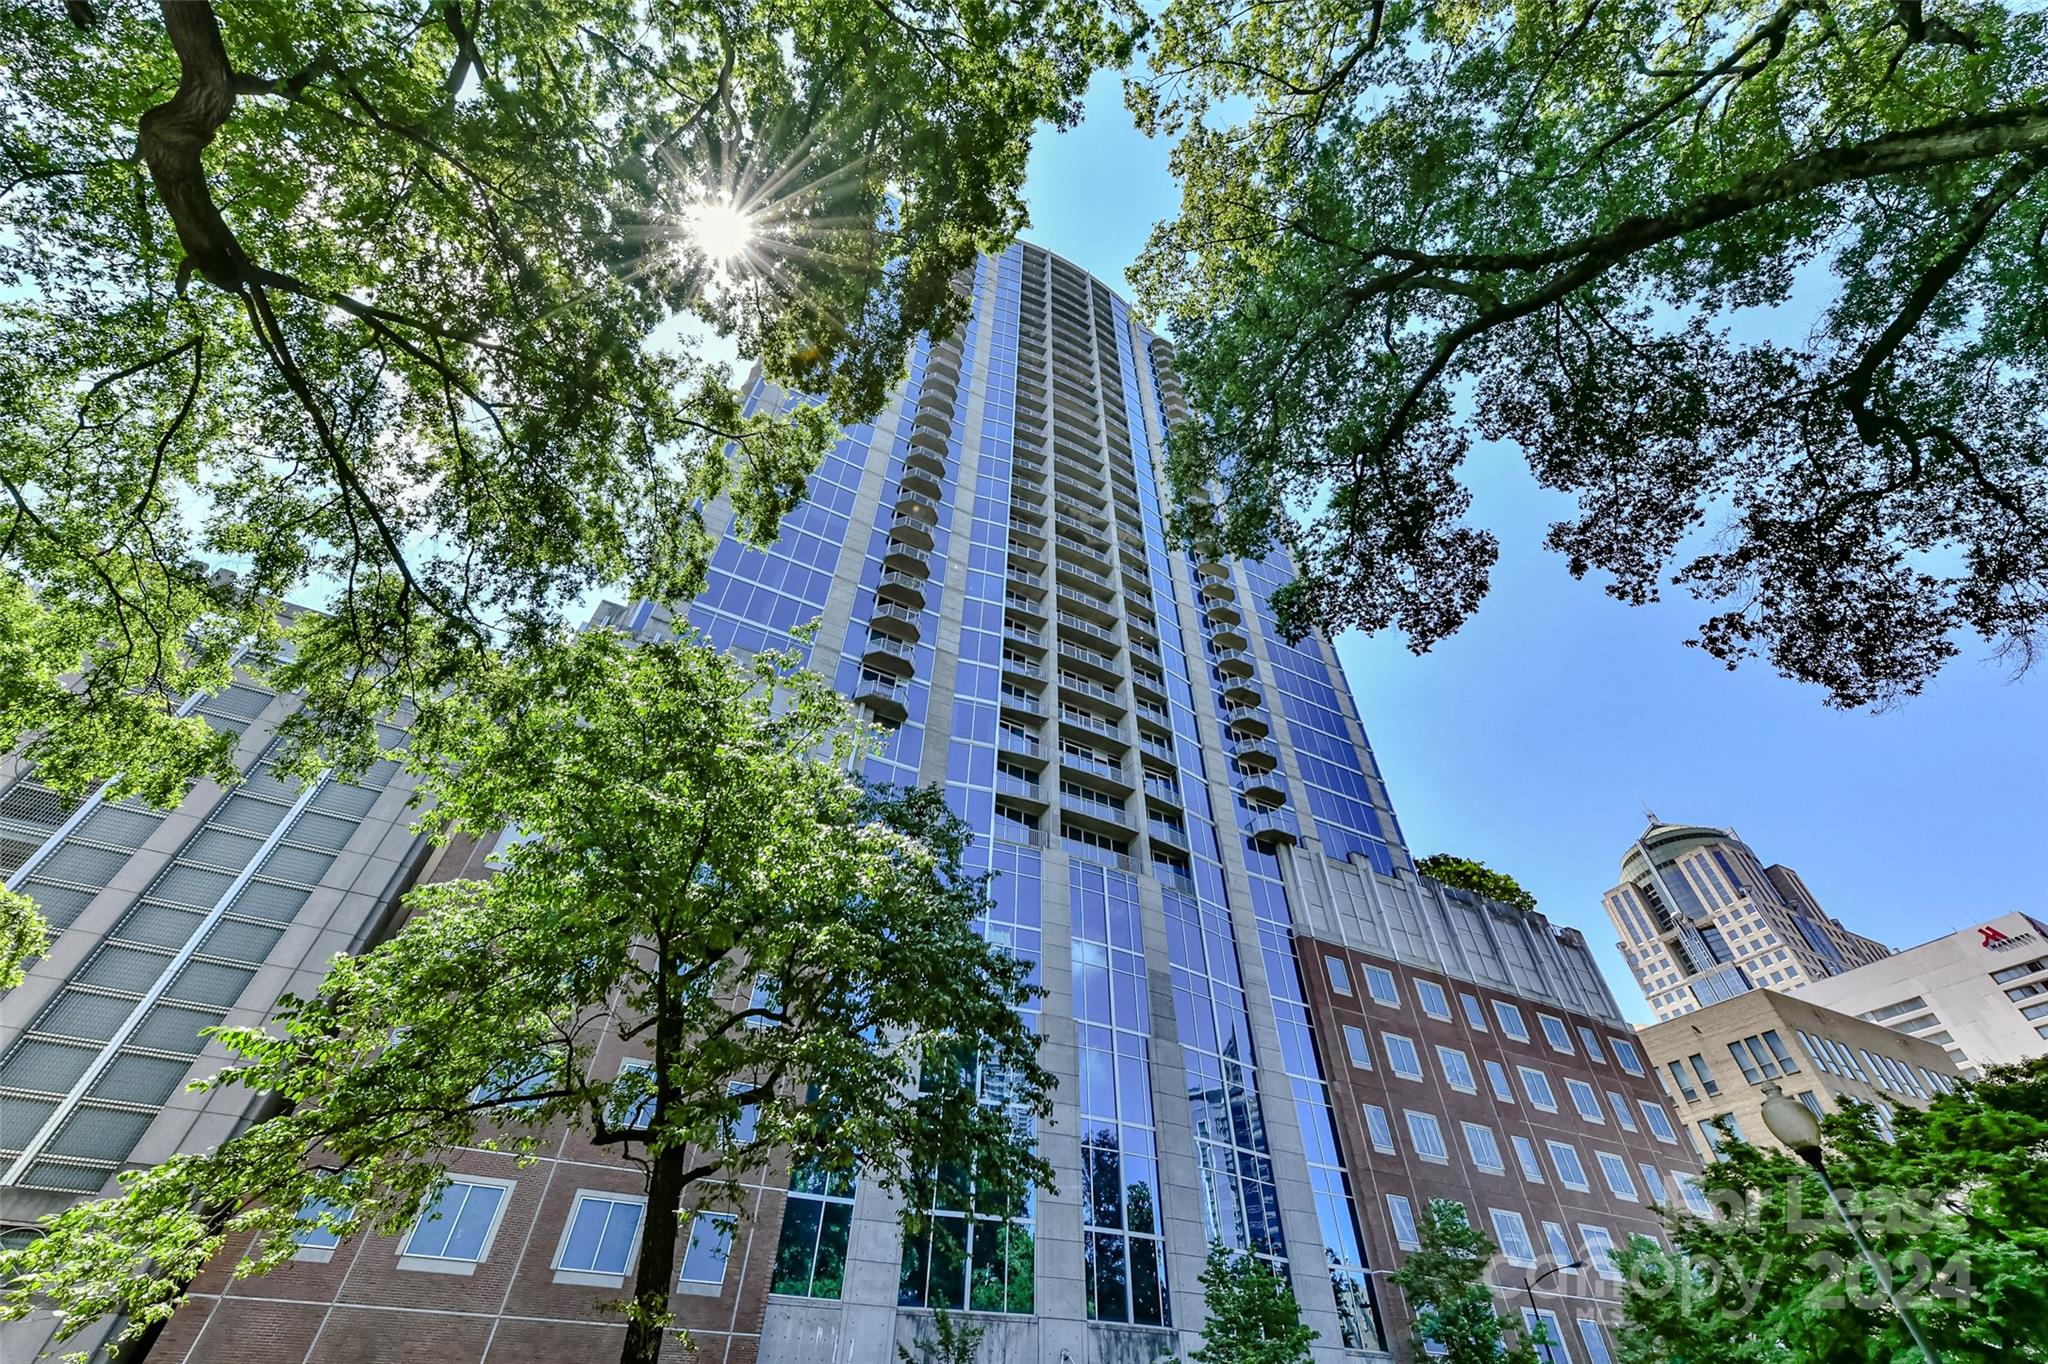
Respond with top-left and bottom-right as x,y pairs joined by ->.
1980,924 -> 2036,952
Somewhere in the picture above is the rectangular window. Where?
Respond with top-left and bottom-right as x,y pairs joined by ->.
1486,1060 -> 1516,1103
1415,979 -> 1452,1020
553,1193 -> 647,1285
291,1196 -> 350,1262
1519,1066 -> 1558,1111
1605,1091 -> 1638,1131
1512,1135 -> 1545,1183
614,1059 -> 655,1130
1665,1061 -> 1699,1102
1542,1221 -> 1573,1262
1676,1173 -> 1714,1217
1494,1001 -> 1530,1041
679,1211 -> 737,1286
1727,1039 -> 1768,1083
1407,1110 -> 1449,1163
1577,1317 -> 1616,1364
1343,1024 -> 1373,1070
1612,1039 -> 1645,1076
1579,1225 -> 1621,1280
400,1177 -> 515,1272
1595,1152 -> 1638,1201
1363,1103 -> 1396,1153
1547,1141 -> 1590,1190
1761,1030 -> 1799,1073
1640,1102 -> 1678,1143
1637,1163 -> 1666,1203
1461,992 -> 1489,1031
1688,1054 -> 1720,1096
1566,1079 -> 1605,1123
1365,965 -> 1399,1006
1325,956 -> 1353,996
1539,1015 -> 1575,1053
1385,1033 -> 1424,1080
1576,1027 -> 1607,1063
1437,1046 -> 1477,1093
1522,1308 -> 1572,1364
1463,1121 -> 1505,1174
1388,1194 -> 1420,1249
1491,1208 -> 1536,1266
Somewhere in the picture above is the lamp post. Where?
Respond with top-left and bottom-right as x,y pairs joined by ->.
1758,1081 -> 1940,1364
1519,1260 -> 1581,1364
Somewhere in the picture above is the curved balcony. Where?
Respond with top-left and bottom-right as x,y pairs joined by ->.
1246,809 -> 1300,847
1205,601 -> 1243,629
862,633 -> 916,676
1220,677 -> 1264,710
899,466 -> 942,505
1222,705 -> 1268,740
1147,817 -> 1190,853
1235,769 -> 1288,806
1231,737 -> 1280,772
888,509 -> 937,550
876,569 -> 928,611
1198,576 -> 1237,603
855,676 -> 910,723
884,540 -> 932,575
1209,621 -> 1250,652
905,443 -> 947,480
1212,648 -> 1256,679
870,602 -> 922,641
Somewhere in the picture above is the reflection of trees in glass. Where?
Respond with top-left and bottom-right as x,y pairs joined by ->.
1127,1180 -> 1156,1235
773,1159 -> 856,1299
900,1217 -> 1035,1314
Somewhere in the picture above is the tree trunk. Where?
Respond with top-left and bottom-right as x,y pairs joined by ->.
621,963 -> 681,1364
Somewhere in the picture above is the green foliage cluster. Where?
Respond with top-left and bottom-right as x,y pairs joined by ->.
0,629 -> 1053,1364
1616,1059 -> 2048,1363
1130,0 -> 2047,708
0,0 -> 1138,802
1390,1198 -> 1544,1364
1415,853 -> 1539,912
1177,1242 -> 1318,1364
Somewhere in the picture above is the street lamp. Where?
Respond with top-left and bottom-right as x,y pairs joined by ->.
1520,1260 -> 1580,1364
1758,1081 -> 1939,1364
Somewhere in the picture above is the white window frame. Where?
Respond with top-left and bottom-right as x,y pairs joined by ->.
1579,1224 -> 1621,1280
1326,955 -> 1354,996
1612,1038 -> 1645,1076
1437,1045 -> 1477,1093
1462,1121 -> 1505,1174
1512,1134 -> 1546,1184
1385,1032 -> 1424,1081
1547,1140 -> 1590,1191
1576,1317 -> 1616,1364
1520,1065 -> 1558,1112
1522,1307 -> 1573,1364
1388,1193 -> 1420,1249
1494,1001 -> 1530,1041
1541,1221 -> 1572,1262
1460,992 -> 1489,1031
289,1196 -> 351,1264
1491,1207 -> 1537,1266
551,1191 -> 648,1287
1485,1060 -> 1516,1103
1576,1026 -> 1607,1063
1415,979 -> 1452,1020
1595,1151 -> 1638,1201
1566,1078 -> 1605,1123
1605,1090 -> 1638,1131
1639,1100 -> 1678,1144
1343,1024 -> 1373,1070
1539,1014 -> 1576,1054
677,1209 -> 739,1291
1364,964 -> 1400,1006
1637,1162 -> 1667,1203
398,1174 -> 518,1276
1363,1103 -> 1396,1153
1406,1109 -> 1450,1163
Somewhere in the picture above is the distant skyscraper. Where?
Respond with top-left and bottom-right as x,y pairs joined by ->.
45,243 -> 1689,1364
1602,819 -> 1891,1022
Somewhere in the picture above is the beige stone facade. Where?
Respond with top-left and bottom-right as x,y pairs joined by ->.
1637,990 -> 1963,1162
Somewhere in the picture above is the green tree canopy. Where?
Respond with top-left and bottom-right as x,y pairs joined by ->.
1614,1059 -> 2048,1363
1390,1198 -> 1543,1364
0,0 -> 1137,800
1130,0 -> 2046,709
1415,853 -> 1538,912
1179,1243 -> 1318,1364
0,629 -> 1053,1364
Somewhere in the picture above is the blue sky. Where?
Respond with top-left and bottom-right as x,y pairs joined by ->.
1018,73 -> 2048,1024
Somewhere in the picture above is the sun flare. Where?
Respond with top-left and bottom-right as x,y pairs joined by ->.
682,197 -> 756,266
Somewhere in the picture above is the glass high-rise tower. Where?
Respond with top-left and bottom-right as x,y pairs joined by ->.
47,243 -> 1685,1364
